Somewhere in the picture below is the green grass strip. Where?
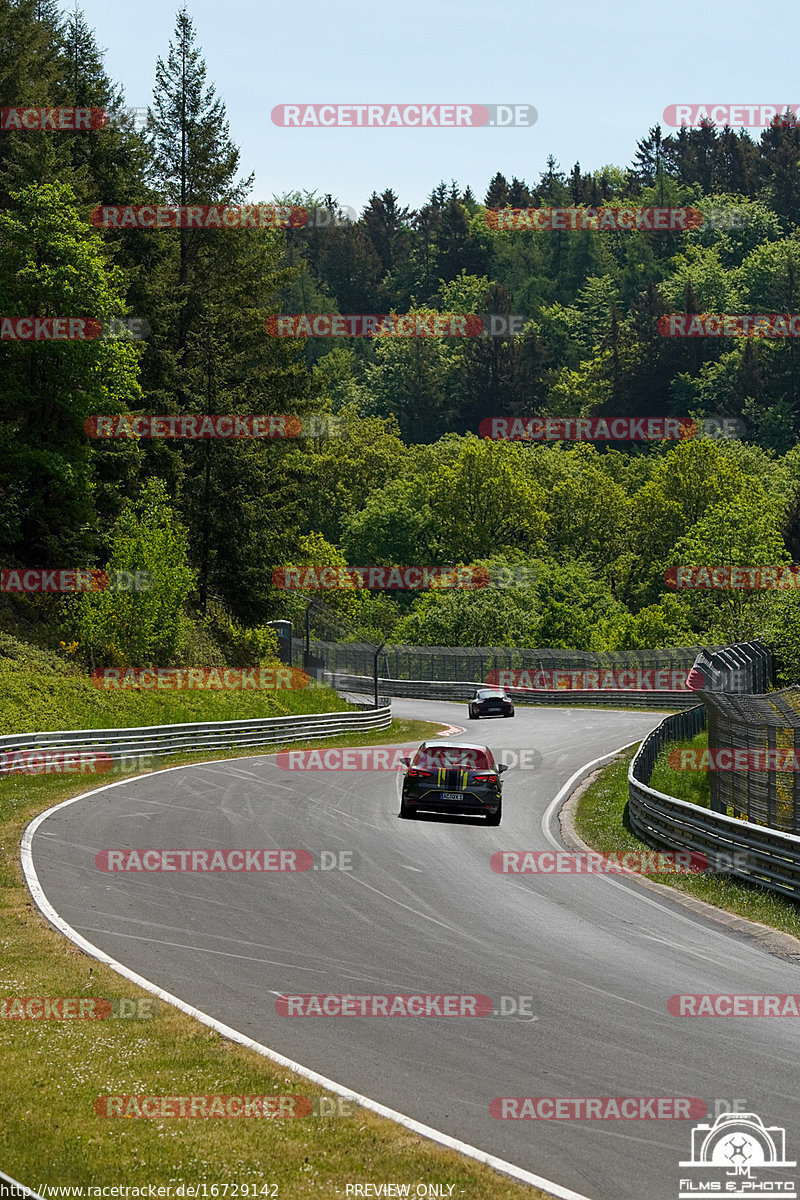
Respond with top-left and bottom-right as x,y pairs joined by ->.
573,737 -> 800,938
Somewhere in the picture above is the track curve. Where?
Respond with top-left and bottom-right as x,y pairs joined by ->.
26,700 -> 800,1200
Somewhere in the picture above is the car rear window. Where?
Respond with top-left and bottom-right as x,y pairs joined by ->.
478,690 -> 505,698
413,747 -> 494,770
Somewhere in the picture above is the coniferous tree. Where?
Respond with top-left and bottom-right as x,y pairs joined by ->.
484,172 -> 509,208
139,8 -> 314,619
59,7 -> 149,204
507,176 -> 531,206
758,115 -> 800,226
537,155 -> 568,204
362,189 -> 411,275
633,126 -> 663,189
0,0 -> 66,204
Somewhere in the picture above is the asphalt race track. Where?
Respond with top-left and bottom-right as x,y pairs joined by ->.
28,700 -> 800,1200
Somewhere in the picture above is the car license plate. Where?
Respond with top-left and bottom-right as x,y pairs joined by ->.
441,791 -> 462,801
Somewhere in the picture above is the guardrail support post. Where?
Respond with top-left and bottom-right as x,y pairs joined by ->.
374,643 -> 385,709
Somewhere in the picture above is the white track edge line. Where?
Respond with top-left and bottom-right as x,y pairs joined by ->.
539,739 -> 755,936
20,758 -> 595,1200
541,742 -> 641,851
0,1168 -> 45,1200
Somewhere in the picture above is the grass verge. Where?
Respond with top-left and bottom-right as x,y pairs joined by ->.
1,717 -> 547,1199
572,742 -> 800,939
0,635 -> 350,734
649,730 -> 712,809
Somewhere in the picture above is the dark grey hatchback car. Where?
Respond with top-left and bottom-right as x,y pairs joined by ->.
468,687 -> 515,719
399,741 -> 508,825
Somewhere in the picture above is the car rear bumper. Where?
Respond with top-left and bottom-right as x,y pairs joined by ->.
402,788 -> 500,815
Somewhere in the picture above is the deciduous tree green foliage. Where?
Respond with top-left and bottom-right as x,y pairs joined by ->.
67,479 -> 194,666
5,2 -> 800,680
0,182 -> 142,561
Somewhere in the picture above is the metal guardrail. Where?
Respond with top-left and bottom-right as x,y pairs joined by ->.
0,1171 -> 44,1200
327,673 -> 699,710
628,707 -> 800,899
0,705 -> 392,774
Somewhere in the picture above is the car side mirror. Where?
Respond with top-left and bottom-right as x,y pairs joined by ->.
497,763 -> 509,773
400,756 -> 410,766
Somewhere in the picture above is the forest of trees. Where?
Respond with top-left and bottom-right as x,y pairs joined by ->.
4,0 -> 800,681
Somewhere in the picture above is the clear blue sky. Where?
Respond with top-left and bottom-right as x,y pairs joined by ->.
78,0 -> 799,211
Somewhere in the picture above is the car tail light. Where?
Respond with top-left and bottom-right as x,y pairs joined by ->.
407,767 -> 433,778
473,772 -> 498,784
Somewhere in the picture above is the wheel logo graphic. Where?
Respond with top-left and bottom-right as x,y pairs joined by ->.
679,1112 -> 796,1200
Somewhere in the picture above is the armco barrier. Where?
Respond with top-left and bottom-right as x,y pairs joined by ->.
0,704 -> 392,775
326,673 -> 699,710
628,707 -> 800,899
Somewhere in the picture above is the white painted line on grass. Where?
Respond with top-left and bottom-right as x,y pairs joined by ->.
20,759 -> 595,1200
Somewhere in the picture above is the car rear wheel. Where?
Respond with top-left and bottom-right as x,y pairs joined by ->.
485,799 -> 502,826
399,795 -> 416,819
